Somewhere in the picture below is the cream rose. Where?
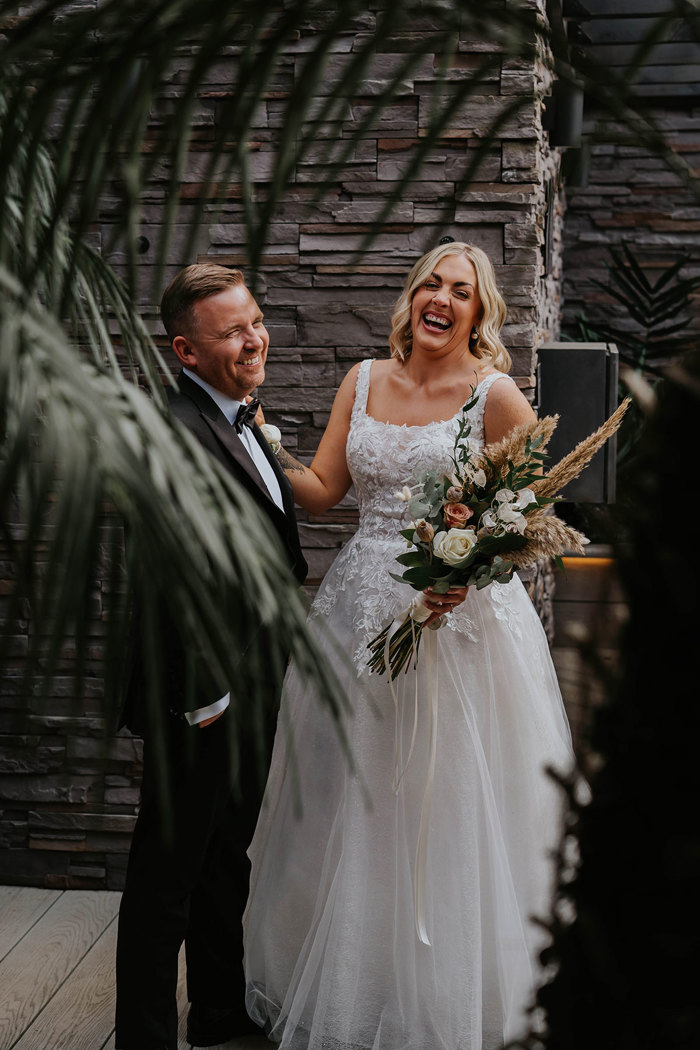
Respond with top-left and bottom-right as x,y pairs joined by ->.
433,528 -> 478,566
260,423 -> 282,452
443,502 -> 473,529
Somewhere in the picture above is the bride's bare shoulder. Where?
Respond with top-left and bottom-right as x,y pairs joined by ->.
362,357 -> 405,392
482,372 -> 535,443
368,357 -> 402,376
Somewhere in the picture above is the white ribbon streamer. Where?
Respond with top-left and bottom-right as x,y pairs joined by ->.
384,609 -> 440,947
385,612 -> 420,793
414,627 -> 438,946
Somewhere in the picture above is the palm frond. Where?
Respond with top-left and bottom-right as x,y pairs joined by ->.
0,0 -> 550,718
1,0 -> 699,726
0,261 -> 347,723
584,243 -> 700,372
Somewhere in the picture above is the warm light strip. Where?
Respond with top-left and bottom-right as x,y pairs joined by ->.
561,557 -> 614,570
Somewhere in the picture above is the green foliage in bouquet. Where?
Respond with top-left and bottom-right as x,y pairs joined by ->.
368,391 -> 630,679
392,391 -> 559,597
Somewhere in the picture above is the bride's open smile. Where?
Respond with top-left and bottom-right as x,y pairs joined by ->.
410,254 -> 483,355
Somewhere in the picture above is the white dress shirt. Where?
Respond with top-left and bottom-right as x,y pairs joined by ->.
181,368 -> 284,725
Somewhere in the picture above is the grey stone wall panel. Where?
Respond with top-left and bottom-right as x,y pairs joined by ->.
2,9 -> 567,887
563,109 -> 700,347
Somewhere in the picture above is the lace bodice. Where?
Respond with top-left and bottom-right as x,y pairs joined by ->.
346,359 -> 508,541
312,359 -> 519,663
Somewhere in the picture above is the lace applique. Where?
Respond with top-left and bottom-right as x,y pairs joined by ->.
311,360 -> 514,666
311,591 -> 339,618
483,579 -> 523,640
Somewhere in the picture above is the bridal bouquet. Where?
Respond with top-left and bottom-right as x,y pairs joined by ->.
367,390 -> 630,679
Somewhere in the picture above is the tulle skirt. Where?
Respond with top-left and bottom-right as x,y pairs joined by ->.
243,566 -> 574,1050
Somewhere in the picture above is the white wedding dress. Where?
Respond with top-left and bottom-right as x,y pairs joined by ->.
244,360 -> 575,1050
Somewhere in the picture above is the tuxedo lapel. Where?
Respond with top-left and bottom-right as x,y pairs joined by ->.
177,372 -> 282,513
203,413 -> 275,506
251,423 -> 297,520
248,423 -> 306,583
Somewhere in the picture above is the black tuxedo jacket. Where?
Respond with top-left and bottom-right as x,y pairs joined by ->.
119,372 -> 307,734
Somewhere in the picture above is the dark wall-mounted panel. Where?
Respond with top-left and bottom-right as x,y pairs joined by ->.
537,341 -> 619,503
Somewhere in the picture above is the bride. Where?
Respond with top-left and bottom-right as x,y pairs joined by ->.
243,241 -> 575,1049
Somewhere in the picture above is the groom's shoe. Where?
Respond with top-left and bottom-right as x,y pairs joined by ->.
186,1004 -> 261,1047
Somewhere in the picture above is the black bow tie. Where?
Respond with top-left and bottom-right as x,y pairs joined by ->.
234,399 -> 260,433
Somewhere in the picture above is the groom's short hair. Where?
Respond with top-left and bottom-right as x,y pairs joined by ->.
161,263 -> 246,341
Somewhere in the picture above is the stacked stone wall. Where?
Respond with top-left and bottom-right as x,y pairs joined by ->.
1,4 -> 564,888
562,107 -> 700,348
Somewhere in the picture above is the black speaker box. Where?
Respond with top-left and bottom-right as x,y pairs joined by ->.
536,341 -> 619,503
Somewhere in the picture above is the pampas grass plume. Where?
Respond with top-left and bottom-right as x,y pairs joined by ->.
480,415 -> 559,478
534,398 -> 631,499
509,511 -> 589,567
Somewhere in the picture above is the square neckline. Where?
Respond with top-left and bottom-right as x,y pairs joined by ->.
359,359 -> 511,431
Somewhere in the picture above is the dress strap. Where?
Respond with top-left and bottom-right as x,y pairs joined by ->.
351,358 -> 373,423
478,371 -> 514,397
470,372 -> 515,441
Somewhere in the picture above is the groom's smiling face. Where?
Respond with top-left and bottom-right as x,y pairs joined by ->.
173,284 -> 269,401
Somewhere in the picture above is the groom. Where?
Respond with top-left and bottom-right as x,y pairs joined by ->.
116,263 -> 307,1050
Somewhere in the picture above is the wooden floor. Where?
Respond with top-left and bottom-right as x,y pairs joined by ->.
0,886 -> 270,1050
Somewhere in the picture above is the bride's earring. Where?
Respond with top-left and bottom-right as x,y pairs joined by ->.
470,327 -> 480,344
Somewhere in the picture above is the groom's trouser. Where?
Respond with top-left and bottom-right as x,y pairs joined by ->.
115,704 -> 270,1049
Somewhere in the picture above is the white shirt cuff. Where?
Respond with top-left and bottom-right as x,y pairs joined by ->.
184,692 -> 230,726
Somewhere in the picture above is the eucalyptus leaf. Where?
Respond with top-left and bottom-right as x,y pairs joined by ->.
408,497 -> 431,518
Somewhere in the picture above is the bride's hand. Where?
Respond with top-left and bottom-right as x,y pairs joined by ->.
422,586 -> 469,627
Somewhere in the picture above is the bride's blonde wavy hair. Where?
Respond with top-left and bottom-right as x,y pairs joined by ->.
388,242 -> 511,372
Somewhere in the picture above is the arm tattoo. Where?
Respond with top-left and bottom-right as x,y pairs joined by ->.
277,446 -> 307,477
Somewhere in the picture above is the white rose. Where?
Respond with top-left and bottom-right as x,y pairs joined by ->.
260,423 -> 282,448
432,527 -> 478,566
